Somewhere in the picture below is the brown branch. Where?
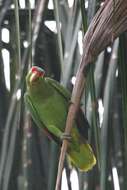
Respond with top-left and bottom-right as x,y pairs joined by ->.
55,0 -> 127,189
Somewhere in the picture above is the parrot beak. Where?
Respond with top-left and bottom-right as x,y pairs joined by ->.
30,72 -> 39,83
29,66 -> 45,83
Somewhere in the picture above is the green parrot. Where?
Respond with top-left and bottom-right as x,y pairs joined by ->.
24,66 -> 96,171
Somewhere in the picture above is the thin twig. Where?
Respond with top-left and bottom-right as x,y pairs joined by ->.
53,0 -> 64,74
55,0 -> 127,189
32,0 -> 48,64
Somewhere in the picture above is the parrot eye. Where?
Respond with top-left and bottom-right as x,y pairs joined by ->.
31,66 -> 45,77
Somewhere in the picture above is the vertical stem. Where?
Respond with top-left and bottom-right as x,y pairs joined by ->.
13,0 -> 21,69
53,0 -> 64,74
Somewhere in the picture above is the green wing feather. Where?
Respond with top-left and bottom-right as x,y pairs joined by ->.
46,78 -> 70,101
46,77 -> 89,139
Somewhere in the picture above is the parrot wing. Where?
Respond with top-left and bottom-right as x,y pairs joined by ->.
24,93 -> 60,144
76,109 -> 89,140
45,78 -> 70,101
46,77 -> 89,140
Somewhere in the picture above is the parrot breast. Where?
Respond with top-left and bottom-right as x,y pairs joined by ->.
28,78 -> 68,132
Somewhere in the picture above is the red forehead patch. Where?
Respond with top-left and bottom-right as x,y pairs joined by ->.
31,67 -> 45,77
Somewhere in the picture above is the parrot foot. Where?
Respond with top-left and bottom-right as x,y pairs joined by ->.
68,100 -> 74,106
60,133 -> 72,142
68,100 -> 83,108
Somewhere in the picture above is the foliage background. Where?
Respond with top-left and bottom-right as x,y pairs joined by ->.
0,0 -> 126,190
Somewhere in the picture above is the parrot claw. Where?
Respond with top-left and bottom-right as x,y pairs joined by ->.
68,100 -> 83,107
68,100 -> 74,106
60,133 -> 72,141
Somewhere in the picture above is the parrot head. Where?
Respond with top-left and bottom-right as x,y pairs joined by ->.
26,66 -> 45,86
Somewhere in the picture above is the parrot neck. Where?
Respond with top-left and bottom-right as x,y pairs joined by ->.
28,78 -> 53,99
